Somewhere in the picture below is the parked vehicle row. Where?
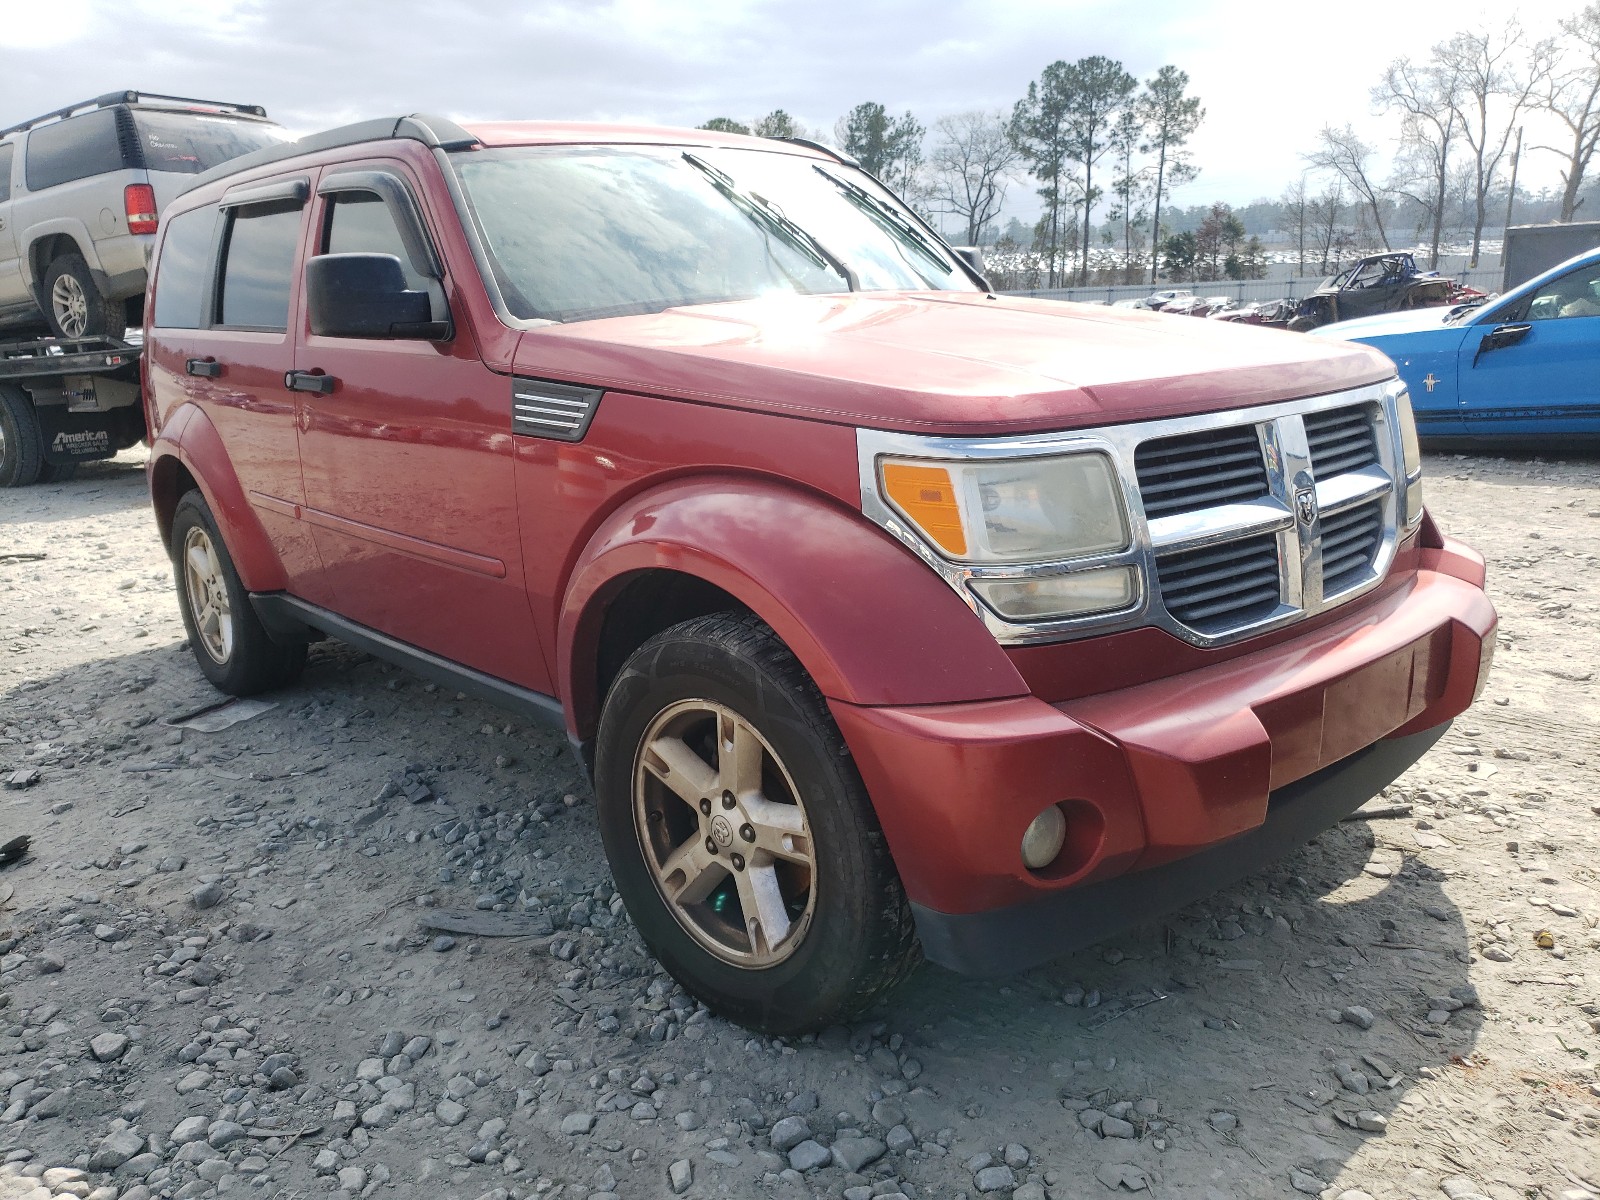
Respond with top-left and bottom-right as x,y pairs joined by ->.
136,113 -> 1495,1031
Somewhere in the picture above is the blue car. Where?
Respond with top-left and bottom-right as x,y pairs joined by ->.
1313,248 -> 1600,440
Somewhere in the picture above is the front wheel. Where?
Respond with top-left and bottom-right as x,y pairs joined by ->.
594,613 -> 920,1034
170,491 -> 306,695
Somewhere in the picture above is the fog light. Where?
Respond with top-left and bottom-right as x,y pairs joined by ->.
1021,805 -> 1067,870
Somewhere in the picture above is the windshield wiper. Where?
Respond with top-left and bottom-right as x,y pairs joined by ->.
813,165 -> 953,278
682,153 -> 857,291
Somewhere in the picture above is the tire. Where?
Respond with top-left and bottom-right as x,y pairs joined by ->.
170,491 -> 306,695
594,612 -> 920,1034
1286,315 -> 1318,333
42,253 -> 125,340
0,386 -> 44,488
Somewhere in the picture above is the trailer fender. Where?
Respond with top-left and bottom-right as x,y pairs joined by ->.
558,475 -> 1028,741
147,404 -> 288,591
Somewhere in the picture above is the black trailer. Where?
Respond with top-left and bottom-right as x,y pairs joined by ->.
0,335 -> 145,487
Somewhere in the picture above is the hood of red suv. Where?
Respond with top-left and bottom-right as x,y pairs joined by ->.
521,291 -> 1394,435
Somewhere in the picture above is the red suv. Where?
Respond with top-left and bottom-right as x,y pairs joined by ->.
143,115 -> 1496,1033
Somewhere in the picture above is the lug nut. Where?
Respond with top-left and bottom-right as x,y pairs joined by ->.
721,790 -> 736,809
699,797 -> 712,815
705,837 -> 718,855
739,823 -> 755,843
730,853 -> 745,871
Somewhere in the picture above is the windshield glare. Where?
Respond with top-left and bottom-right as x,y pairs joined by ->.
453,144 -> 976,323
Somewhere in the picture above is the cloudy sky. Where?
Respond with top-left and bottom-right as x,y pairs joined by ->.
0,0 -> 1581,215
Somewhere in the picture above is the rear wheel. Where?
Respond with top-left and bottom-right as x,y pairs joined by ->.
43,254 -> 124,339
170,491 -> 306,694
595,613 -> 920,1034
0,386 -> 44,488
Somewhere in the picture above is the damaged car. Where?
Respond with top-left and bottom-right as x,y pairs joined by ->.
1288,253 -> 1455,331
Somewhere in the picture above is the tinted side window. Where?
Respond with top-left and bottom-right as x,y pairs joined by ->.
152,207 -> 219,329
0,143 -> 12,202
324,193 -> 429,292
219,202 -> 303,330
25,109 -> 125,191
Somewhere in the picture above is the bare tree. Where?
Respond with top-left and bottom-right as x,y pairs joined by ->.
1137,66 -> 1204,285
1307,125 -> 1391,249
1308,182 -> 1349,275
1536,3 -> 1600,221
1434,20 -> 1553,264
1280,177 -> 1310,275
928,111 -> 1021,245
1376,57 -> 1463,268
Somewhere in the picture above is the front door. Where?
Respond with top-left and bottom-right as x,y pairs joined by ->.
292,161 -> 551,692
1460,259 -> 1600,437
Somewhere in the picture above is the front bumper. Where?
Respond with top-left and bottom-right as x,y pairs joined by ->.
828,543 -> 1496,975
911,722 -> 1447,975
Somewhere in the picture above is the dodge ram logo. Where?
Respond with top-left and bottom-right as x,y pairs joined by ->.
1295,488 -> 1317,525
710,815 -> 734,846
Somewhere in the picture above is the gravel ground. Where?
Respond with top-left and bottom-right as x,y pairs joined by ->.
0,448 -> 1597,1200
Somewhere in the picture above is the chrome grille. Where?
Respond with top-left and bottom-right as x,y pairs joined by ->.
1321,500 -> 1385,595
1304,405 -> 1378,477
1155,535 -> 1282,633
1134,425 -> 1269,518
855,382 -> 1408,649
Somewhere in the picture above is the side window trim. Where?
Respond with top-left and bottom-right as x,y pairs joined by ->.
220,176 -> 310,210
317,169 -> 442,280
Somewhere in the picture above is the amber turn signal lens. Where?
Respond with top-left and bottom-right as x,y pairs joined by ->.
880,462 -> 967,556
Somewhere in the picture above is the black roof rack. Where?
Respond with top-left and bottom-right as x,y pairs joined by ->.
178,114 -> 481,196
1,91 -> 270,139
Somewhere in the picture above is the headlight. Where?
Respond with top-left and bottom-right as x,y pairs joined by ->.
1394,386 -> 1423,527
878,452 -> 1130,563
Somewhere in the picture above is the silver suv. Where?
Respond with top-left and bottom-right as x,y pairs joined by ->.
0,91 -> 286,339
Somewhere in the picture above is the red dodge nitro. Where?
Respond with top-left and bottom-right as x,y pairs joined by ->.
142,115 -> 1496,1032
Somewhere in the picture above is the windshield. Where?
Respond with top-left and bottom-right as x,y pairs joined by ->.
133,112 -> 289,175
452,144 -> 977,323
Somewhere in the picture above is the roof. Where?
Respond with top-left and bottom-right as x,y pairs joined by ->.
179,114 -> 847,197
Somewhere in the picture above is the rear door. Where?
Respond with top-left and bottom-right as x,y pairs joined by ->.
1458,259 -> 1600,437
144,178 -> 331,602
292,159 -> 550,691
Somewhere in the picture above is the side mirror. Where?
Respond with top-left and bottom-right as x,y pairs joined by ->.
1473,321 -> 1531,366
306,253 -> 446,339
951,245 -> 992,289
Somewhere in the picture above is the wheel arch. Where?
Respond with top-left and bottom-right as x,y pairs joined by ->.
22,221 -> 103,293
147,404 -> 288,591
560,475 -> 1029,747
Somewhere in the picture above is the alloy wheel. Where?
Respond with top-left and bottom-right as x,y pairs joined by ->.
51,274 -> 89,338
632,699 -> 816,967
182,526 -> 234,665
